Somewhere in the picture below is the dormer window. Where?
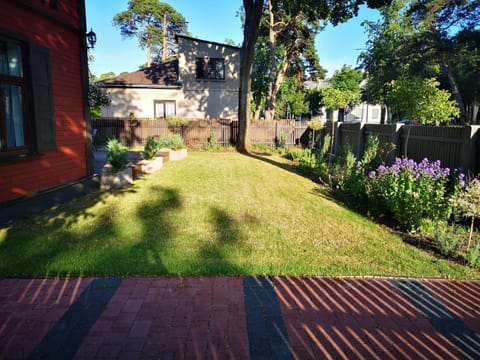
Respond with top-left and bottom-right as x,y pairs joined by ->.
195,57 -> 225,80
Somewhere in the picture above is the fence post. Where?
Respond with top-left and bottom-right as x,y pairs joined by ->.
460,125 -> 480,174
333,121 -> 342,156
393,123 -> 403,161
355,122 -> 366,159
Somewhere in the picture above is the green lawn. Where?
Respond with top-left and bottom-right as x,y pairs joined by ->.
0,152 -> 478,279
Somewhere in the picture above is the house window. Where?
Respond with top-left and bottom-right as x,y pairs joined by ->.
195,57 -> 225,80
0,33 -> 55,158
0,38 -> 27,153
154,100 -> 176,118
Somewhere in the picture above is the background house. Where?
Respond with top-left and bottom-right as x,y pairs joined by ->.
0,0 -> 92,203
99,35 -> 240,120
305,79 -> 385,124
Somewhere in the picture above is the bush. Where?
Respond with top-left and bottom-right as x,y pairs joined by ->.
431,222 -> 465,257
204,130 -> 222,151
277,131 -> 287,149
466,244 -> 480,268
454,178 -> 480,249
142,136 -> 160,160
366,158 -> 463,230
285,147 -> 305,161
167,116 -> 189,128
159,134 -> 186,150
106,138 -> 129,172
341,136 -> 380,201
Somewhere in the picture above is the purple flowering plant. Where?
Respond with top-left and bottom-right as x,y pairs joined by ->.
366,157 -> 464,229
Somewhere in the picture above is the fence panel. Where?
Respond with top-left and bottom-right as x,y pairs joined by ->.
399,126 -> 464,170
365,124 -> 400,164
92,118 -> 478,174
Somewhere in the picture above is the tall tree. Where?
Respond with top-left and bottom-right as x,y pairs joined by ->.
407,0 -> 480,121
359,0 -> 413,123
263,0 -> 324,120
237,0 -> 392,152
113,0 -> 187,67
329,65 -> 362,121
362,0 -> 480,123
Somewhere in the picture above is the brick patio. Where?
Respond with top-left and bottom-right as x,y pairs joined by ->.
0,276 -> 479,359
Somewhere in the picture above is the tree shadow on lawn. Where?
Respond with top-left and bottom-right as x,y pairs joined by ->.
0,183 -> 181,277
198,207 -> 259,275
0,179 -> 262,277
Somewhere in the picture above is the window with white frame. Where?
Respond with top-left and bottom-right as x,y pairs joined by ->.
154,100 -> 176,118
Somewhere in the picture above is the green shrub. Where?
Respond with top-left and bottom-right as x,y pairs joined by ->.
466,244 -> 480,268
142,136 -> 160,160
167,116 -> 189,128
285,147 -> 305,161
366,158 -> 463,230
454,178 -> 480,249
341,136 -> 380,201
159,134 -> 186,150
432,222 -> 465,257
204,130 -> 221,151
106,138 -> 129,172
277,131 -> 287,149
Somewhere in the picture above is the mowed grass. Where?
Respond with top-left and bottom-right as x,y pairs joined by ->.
0,152 -> 478,278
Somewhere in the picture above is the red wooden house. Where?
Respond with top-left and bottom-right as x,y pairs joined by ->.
0,0 -> 92,202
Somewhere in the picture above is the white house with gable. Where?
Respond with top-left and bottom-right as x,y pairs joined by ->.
98,35 -> 240,120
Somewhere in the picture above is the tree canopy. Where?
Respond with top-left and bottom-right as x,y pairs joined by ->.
360,0 -> 480,124
237,0 -> 393,152
113,0 -> 187,67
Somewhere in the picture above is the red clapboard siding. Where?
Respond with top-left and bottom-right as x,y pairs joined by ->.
0,0 -> 88,202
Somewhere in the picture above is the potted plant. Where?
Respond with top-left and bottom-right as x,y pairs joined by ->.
158,134 -> 188,161
100,138 -> 133,189
138,136 -> 163,174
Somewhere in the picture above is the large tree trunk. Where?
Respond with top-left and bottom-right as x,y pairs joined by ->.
265,0 -> 276,120
440,59 -> 466,123
162,12 -> 167,62
237,0 -> 264,153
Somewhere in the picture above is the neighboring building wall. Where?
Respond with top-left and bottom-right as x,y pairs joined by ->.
344,103 -> 383,123
176,36 -> 240,119
0,0 -> 88,202
102,87 -> 181,118
313,103 -> 385,124
100,37 -> 240,120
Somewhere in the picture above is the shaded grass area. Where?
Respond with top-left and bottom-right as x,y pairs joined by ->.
0,152 -> 478,279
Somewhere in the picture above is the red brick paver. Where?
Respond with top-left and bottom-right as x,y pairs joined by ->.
74,277 -> 249,359
422,279 -> 480,334
1,276 -> 479,359
274,277 -> 466,360
0,278 -> 93,359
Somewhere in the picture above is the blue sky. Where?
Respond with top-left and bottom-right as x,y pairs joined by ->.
85,0 -> 380,78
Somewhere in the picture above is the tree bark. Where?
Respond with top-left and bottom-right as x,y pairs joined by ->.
265,0 -> 276,120
237,0 -> 264,153
440,59 -> 466,123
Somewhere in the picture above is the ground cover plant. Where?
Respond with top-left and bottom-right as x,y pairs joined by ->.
289,134 -> 479,269
0,152 -> 478,278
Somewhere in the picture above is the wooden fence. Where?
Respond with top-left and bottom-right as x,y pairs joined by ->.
92,117 -> 480,174
92,117 -> 309,149
323,122 -> 480,175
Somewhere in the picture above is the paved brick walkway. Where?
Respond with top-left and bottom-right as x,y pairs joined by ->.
0,277 -> 479,359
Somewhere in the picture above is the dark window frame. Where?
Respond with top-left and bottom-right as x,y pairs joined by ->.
195,57 -> 225,80
0,35 -> 32,157
0,28 -> 56,160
